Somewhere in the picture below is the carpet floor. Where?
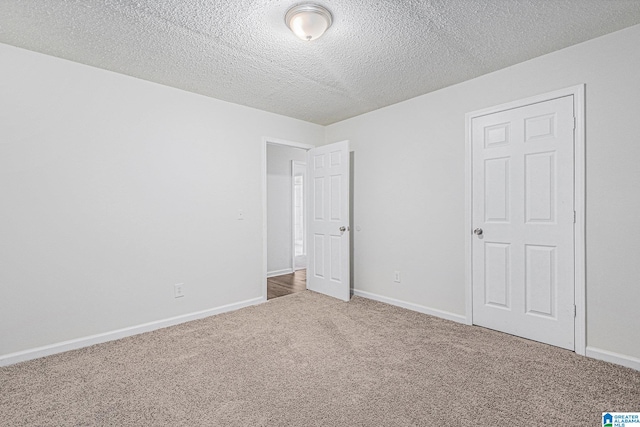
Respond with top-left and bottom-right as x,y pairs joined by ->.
1,291 -> 639,426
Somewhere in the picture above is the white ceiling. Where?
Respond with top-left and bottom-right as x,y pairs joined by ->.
1,1 -> 640,125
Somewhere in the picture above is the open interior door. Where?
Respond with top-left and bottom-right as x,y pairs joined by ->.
307,140 -> 350,301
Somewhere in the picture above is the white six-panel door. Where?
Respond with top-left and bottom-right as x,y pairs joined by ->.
472,96 -> 575,350
307,141 -> 350,301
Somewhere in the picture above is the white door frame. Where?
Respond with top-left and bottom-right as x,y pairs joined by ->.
291,160 -> 307,271
464,84 -> 586,356
262,137 -> 314,301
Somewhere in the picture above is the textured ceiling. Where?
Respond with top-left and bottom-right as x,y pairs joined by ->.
1,1 -> 640,125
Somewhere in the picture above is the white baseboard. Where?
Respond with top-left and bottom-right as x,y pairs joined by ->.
0,296 -> 264,367
267,268 -> 293,278
353,289 -> 467,324
354,291 -> 639,372
586,346 -> 640,371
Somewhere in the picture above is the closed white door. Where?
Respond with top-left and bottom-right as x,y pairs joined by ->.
307,140 -> 350,301
472,96 -> 575,350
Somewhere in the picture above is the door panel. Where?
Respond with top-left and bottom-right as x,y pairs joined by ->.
525,244 -> 556,318
307,141 -> 350,301
484,157 -> 510,222
313,177 -> 324,219
525,152 -> 555,223
330,175 -> 342,220
313,234 -> 325,278
484,242 -> 511,309
472,96 -> 575,350
330,236 -> 341,281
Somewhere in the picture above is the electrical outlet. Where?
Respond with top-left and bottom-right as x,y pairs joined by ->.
394,271 -> 401,283
174,283 -> 185,298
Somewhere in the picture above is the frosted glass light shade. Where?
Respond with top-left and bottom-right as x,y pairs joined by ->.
285,4 -> 333,41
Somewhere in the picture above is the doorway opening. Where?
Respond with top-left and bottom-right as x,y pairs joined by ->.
265,140 -> 312,300
262,137 -> 351,302
267,270 -> 306,300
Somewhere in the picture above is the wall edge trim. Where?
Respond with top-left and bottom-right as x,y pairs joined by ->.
353,289 -> 467,324
0,296 -> 264,367
585,346 -> 640,371
267,268 -> 294,278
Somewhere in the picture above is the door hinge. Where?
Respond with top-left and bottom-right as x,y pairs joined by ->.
573,117 -> 576,130
574,305 -> 577,317
573,211 -> 576,223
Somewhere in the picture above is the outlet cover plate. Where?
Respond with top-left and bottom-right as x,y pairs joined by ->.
174,283 -> 185,298
394,271 -> 401,283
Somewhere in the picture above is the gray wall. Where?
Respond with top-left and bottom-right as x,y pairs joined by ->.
326,24 -> 640,362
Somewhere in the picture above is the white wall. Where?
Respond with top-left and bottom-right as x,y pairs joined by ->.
0,43 -> 323,359
266,144 -> 306,275
3,23 -> 639,367
326,24 -> 640,362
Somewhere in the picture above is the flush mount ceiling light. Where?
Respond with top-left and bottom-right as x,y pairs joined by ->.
285,3 -> 333,41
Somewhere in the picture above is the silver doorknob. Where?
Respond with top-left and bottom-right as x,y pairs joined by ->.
339,226 -> 349,232
473,228 -> 483,236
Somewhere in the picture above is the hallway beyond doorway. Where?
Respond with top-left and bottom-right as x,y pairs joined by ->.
267,270 -> 306,300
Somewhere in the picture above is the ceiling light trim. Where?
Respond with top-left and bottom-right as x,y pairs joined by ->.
285,3 -> 333,41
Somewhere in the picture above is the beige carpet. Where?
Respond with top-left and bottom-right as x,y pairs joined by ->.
1,291 -> 638,426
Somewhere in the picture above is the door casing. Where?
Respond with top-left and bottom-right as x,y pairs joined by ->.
464,85 -> 586,356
